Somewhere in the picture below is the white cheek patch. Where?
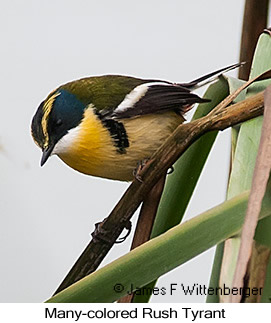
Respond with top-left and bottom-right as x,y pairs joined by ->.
52,126 -> 81,155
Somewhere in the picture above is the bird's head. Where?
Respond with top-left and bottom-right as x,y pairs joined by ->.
31,88 -> 86,166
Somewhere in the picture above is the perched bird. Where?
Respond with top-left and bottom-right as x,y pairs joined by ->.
31,63 -> 240,181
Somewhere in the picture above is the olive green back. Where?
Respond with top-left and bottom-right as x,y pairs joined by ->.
59,75 -> 147,111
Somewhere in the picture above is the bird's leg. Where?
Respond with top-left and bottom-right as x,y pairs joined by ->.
133,158 -> 149,182
91,218 -> 132,244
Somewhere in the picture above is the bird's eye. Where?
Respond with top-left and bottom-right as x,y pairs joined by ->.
56,119 -> 63,126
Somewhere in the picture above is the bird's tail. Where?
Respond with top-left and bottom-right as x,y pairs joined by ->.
179,62 -> 245,90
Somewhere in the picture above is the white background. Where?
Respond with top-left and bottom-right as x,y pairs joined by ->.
1,0 -> 250,302
1,303 -> 269,322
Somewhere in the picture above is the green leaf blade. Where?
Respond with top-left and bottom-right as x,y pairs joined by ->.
46,190 -> 271,303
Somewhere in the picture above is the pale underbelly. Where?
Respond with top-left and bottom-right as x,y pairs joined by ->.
57,112 -> 183,181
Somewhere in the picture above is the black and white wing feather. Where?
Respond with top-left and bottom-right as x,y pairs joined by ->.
110,62 -> 242,120
111,82 -> 209,119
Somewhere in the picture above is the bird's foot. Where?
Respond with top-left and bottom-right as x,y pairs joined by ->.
133,158 -> 149,182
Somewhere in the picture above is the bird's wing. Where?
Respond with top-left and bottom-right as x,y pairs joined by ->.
109,63 -> 242,120
111,82 -> 209,119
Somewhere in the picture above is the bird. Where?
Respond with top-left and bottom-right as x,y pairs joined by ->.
31,63 -> 241,181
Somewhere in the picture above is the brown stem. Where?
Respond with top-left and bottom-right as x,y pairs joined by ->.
239,0 -> 269,80
118,174 -> 167,303
130,174 -> 167,251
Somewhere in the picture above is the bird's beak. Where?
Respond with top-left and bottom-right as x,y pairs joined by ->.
40,145 -> 55,167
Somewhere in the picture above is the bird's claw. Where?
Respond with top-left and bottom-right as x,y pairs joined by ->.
133,159 -> 149,183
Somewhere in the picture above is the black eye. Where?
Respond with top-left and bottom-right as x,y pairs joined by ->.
56,119 -> 63,126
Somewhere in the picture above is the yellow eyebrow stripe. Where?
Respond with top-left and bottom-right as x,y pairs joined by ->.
41,92 -> 60,148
